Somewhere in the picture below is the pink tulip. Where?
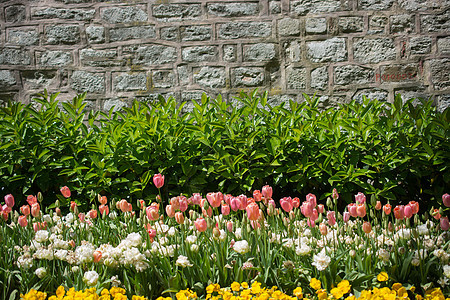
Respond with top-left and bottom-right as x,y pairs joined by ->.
238,195 -> 248,209
226,221 -> 233,232
207,192 -> 222,208
177,198 -> 187,212
443,193 -> 450,208
394,205 -> 404,220
89,209 -> 98,219
348,203 -> 357,218
327,211 -> 336,226
166,205 -> 175,218
404,205 -> 413,219
2,204 -> 11,214
317,204 -> 324,214
99,196 -> 107,205
383,204 -> 392,215
4,194 -> 14,208
99,204 -> 109,216
253,190 -> 262,202
60,186 -> 71,198
332,188 -> 339,200
246,202 -> 260,221
93,250 -> 102,263
355,192 -> 366,204
221,203 -> 230,216
362,221 -> 372,234
190,193 -> 202,206
230,197 -> 241,212
356,204 -> 366,218
175,212 -> 185,224
31,203 -> 40,218
343,211 -> 350,223
78,213 -> 86,222
202,207 -> 213,218
20,205 -> 30,216
27,195 -> 37,206
280,197 -> 293,212
433,209 -> 441,220
153,174 -> 164,189
319,223 -> 327,235
70,201 -> 77,212
147,228 -> 157,239
146,203 -> 159,221
375,201 -> 382,210
307,218 -> 316,227
262,185 -> 273,200
440,217 -> 449,231
292,197 -> 300,208
194,218 -> 207,232
306,193 -> 317,208
56,207 -> 62,216
18,215 -> 28,227
408,201 -> 419,214
310,208 -> 319,222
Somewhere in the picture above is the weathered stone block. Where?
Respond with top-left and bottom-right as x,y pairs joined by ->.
398,0 -> 440,11
369,15 -> 387,33
380,64 -> 418,82
193,67 -> 226,88
54,0 -> 91,3
232,67 -> 265,87
113,72 -> 148,91
181,26 -> 211,41
182,46 -> 217,62
5,5 -> 26,23
152,4 -> 201,22
390,15 -> 415,34
125,45 -> 177,65
7,28 -> 39,46
218,22 -> 271,39
103,98 -> 127,112
243,43 -> 277,61
359,0 -> 394,10
306,38 -> 347,62
207,2 -> 259,17
101,6 -> 148,24
353,88 -> 388,103
0,70 -> 16,88
305,18 -> 327,34
86,26 -> 105,44
39,51 -> 73,66
80,49 -> 121,67
161,27 -> 179,41
437,37 -> 450,55
291,0 -> 343,15
32,7 -> 95,21
0,48 -> 31,65
353,38 -> 395,63
311,66 -> 328,90
21,70 -> 57,90
286,67 -> 306,89
394,88 -> 429,105
284,41 -> 301,62
421,11 -> 450,33
409,37 -> 432,55
334,65 -> 374,85
426,58 -> 450,90
223,45 -> 237,62
45,24 -> 80,45
278,18 -> 301,36
436,94 -> 450,112
71,71 -> 105,93
110,26 -> 156,42
339,17 -> 364,33
270,1 -> 281,14
177,65 -> 190,86
152,70 -> 175,88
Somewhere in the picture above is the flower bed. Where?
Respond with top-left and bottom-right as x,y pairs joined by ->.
1,180 -> 450,299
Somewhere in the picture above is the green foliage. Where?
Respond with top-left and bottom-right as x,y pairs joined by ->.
0,90 -> 448,210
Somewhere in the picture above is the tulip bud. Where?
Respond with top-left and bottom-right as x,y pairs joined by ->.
370,194 -> 377,207
212,227 -> 220,238
37,192 -> 43,203
326,197 -> 333,210
226,221 -> 233,232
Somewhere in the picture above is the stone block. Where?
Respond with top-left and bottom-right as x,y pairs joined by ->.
421,11 -> 450,33
7,28 -> 39,46
181,26 -> 212,41
311,66 -> 328,90
359,0 -> 394,10
380,64 -> 418,82
103,98 -> 128,112
353,38 -> 395,63
0,70 -> 16,88
394,88 -> 429,105
21,70 -> 57,90
110,26 -> 156,42
152,70 -> 175,88
101,6 -> 148,24
161,27 -> 179,41
390,14 -> 415,34
207,2 -> 259,17
45,24 -> 80,45
306,38 -> 347,63
426,58 -> 450,90
31,7 -> 95,21
125,45 -> 177,65
334,65 -> 374,85
284,41 -> 301,62
113,72 -> 148,91
5,5 -> 26,23
177,65 -> 190,86
286,67 -> 306,89
353,88 -> 388,103
182,46 -> 217,62
243,43 -> 277,61
231,67 -> 265,87
223,45 -> 237,62
270,1 -> 281,14
38,51 -> 73,66
436,94 -> 450,112
152,4 -> 201,22
305,18 -> 327,34
339,17 -> 364,33
54,0 -> 91,3
398,0 -> 440,11
193,66 -> 226,88
80,49 -> 122,67
291,0 -> 343,15
409,37 -> 432,55
278,18 -> 301,36
217,22 -> 272,39
0,48 -> 31,65
86,26 -> 105,44
369,15 -> 387,33
71,71 -> 105,93
437,37 -> 450,55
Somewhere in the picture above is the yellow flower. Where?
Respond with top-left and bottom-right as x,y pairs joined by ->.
345,296 -> 355,300
293,287 -> 303,299
241,282 -> 249,289
231,282 -> 241,292
206,284 -> 220,294
251,282 -> 262,294
132,296 -> 149,300
310,278 -> 321,290
392,283 -> 403,291
258,292 -> 270,300
416,295 -> 424,300
330,287 -> 344,299
377,272 -> 389,282
316,289 -> 327,300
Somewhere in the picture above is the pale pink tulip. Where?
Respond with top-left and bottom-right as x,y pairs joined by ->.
443,193 -> 450,208
280,197 -> 293,212
343,211 -> 350,223
207,192 -> 222,208
179,198 -> 188,212
31,203 -> 40,218
194,218 -> 207,232
175,212 -> 184,224
332,188 -> 339,200
166,205 -> 175,218
348,203 -> 357,218
246,202 -> 260,221
327,211 -> 336,226
153,174 -> 164,189
355,192 -> 366,204
262,185 -> 273,200
221,203 -> 231,216
230,197 -> 241,212
4,194 -> 14,208
18,215 -> 28,227
20,205 -> 30,216
306,193 -> 317,208
440,217 -> 449,231
146,203 -> 159,221
226,221 -> 233,232
319,223 -> 327,235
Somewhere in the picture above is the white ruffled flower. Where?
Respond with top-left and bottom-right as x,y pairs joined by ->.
83,270 -> 99,286
185,235 -> 197,244
312,248 -> 331,271
168,227 -> 177,236
443,265 -> 450,278
126,233 -> 142,247
296,244 -> 311,256
176,255 -> 193,267
235,228 -> 242,239
190,244 -> 199,252
75,243 -> 95,264
35,230 -> 49,243
233,240 -> 250,255
35,267 -> 47,279
65,213 -> 74,224
377,249 -> 390,262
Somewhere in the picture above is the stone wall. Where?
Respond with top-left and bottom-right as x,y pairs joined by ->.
0,0 -> 449,111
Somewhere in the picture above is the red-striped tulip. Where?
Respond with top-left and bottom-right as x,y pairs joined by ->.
383,204 -> 391,215
31,203 -> 40,218
18,215 -> 28,227
253,190 -> 262,202
153,174 -> 164,189
166,205 -> 175,218
4,194 -> 14,208
27,195 -> 37,206
89,209 -> 97,219
262,185 -> 273,200
99,204 -> 109,216
60,186 -> 71,198
175,212 -> 184,224
327,211 -> 336,226
21,205 -> 30,216
194,218 -> 207,232
221,203 -> 230,216
355,192 -> 366,204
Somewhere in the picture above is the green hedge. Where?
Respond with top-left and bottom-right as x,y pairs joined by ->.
0,90 -> 448,209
